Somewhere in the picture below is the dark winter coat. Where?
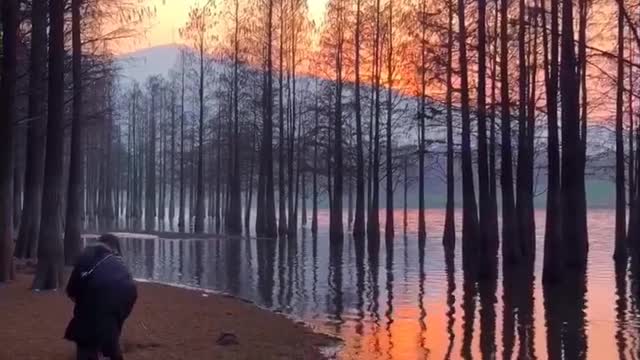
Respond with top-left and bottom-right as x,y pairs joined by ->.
64,243 -> 138,347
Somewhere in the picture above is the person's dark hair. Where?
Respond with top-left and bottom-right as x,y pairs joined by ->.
98,233 -> 122,256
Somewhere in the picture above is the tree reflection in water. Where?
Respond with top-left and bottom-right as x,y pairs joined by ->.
91,209 -> 639,359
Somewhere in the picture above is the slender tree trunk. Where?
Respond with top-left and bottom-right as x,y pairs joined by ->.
245,130 -> 256,232
33,0 -> 66,289
169,90 -> 176,223
525,9 -> 538,258
16,0 -> 47,260
385,0 -> 395,241
443,0 -> 456,249
403,156 -> 408,232
145,84 -> 158,231
417,0 -> 427,244
629,129 -> 640,252
13,143 -> 23,232
104,99 -> 115,223
615,3 -> 627,260
257,0 -> 277,238
560,0 -> 587,269
629,35 -> 635,229
577,0 -> 589,255
179,56 -> 186,232
278,2 -> 287,236
515,0 -> 530,259
501,0 -> 517,265
477,0 -> 491,276
368,0 -> 382,246
64,0 -> 85,265
331,3 -> 345,243
131,91 -> 139,221
159,93 -> 166,225
353,0 -> 366,243
301,162 -> 307,226
227,0 -> 243,235
312,85 -> 319,234
0,0 -> 18,282
216,116 -> 223,233
542,0 -> 562,283
489,0 -> 499,246
288,15 -> 299,237
458,0 -> 480,268
194,40 -> 205,233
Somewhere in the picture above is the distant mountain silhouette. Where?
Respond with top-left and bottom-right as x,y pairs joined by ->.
116,44 -> 185,85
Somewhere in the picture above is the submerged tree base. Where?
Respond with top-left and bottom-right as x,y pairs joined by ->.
1,272 -> 337,360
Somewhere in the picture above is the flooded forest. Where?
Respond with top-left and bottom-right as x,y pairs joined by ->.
2,0 -> 640,357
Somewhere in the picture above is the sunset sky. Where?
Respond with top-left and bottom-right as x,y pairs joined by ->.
122,0 -> 328,54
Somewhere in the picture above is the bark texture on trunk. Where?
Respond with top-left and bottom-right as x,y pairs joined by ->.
33,0 -> 66,290
0,0 -> 18,282
64,0 -> 85,265
16,0 -> 47,260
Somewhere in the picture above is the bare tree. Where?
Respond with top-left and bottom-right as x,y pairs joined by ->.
0,0 -> 18,282
614,0 -> 627,261
16,0 -> 47,260
33,0 -> 67,290
64,0 -> 86,265
458,0 -> 480,268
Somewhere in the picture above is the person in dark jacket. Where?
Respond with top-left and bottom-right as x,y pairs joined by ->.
65,233 -> 138,360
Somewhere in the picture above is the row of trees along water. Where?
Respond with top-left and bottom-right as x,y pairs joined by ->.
1,0 -> 640,290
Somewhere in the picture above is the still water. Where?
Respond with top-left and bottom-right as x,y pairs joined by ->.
91,209 -> 639,359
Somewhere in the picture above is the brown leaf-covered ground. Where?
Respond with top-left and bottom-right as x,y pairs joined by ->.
0,273 -> 338,360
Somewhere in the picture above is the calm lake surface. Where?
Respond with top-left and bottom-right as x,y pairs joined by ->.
91,209 -> 639,359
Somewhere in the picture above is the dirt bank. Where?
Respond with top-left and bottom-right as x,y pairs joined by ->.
0,273 -> 337,360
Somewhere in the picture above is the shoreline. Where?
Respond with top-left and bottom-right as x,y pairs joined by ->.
1,272 -> 340,360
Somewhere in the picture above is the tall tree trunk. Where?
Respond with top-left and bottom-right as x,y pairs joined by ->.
132,90 -> 140,221
525,8 -> 538,258
615,3 -> 627,260
353,0 -> 366,243
13,139 -> 23,232
179,56 -> 187,232
560,0 -> 587,269
331,3 -> 345,243
368,0 -> 382,246
257,0 -> 277,238
542,0 -> 562,283
169,90 -> 176,223
312,85 -> 319,234
216,116 -> 223,233
489,0 -> 499,247
477,0 -> 491,276
501,0 -> 517,265
288,14 -> 299,237
443,0 -> 456,248
245,128 -> 256,232
515,0 -> 530,259
159,93 -> 166,225
64,0 -> 85,265
577,0 -> 589,254
629,35 -> 635,231
403,156 -> 408,232
227,0 -> 243,235
385,0 -> 394,241
16,0 -> 47,259
458,0 -> 480,269
417,0 -> 427,244
33,0 -> 66,289
145,84 -> 158,231
194,41 -> 205,233
278,2 -> 287,236
0,0 -> 18,282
